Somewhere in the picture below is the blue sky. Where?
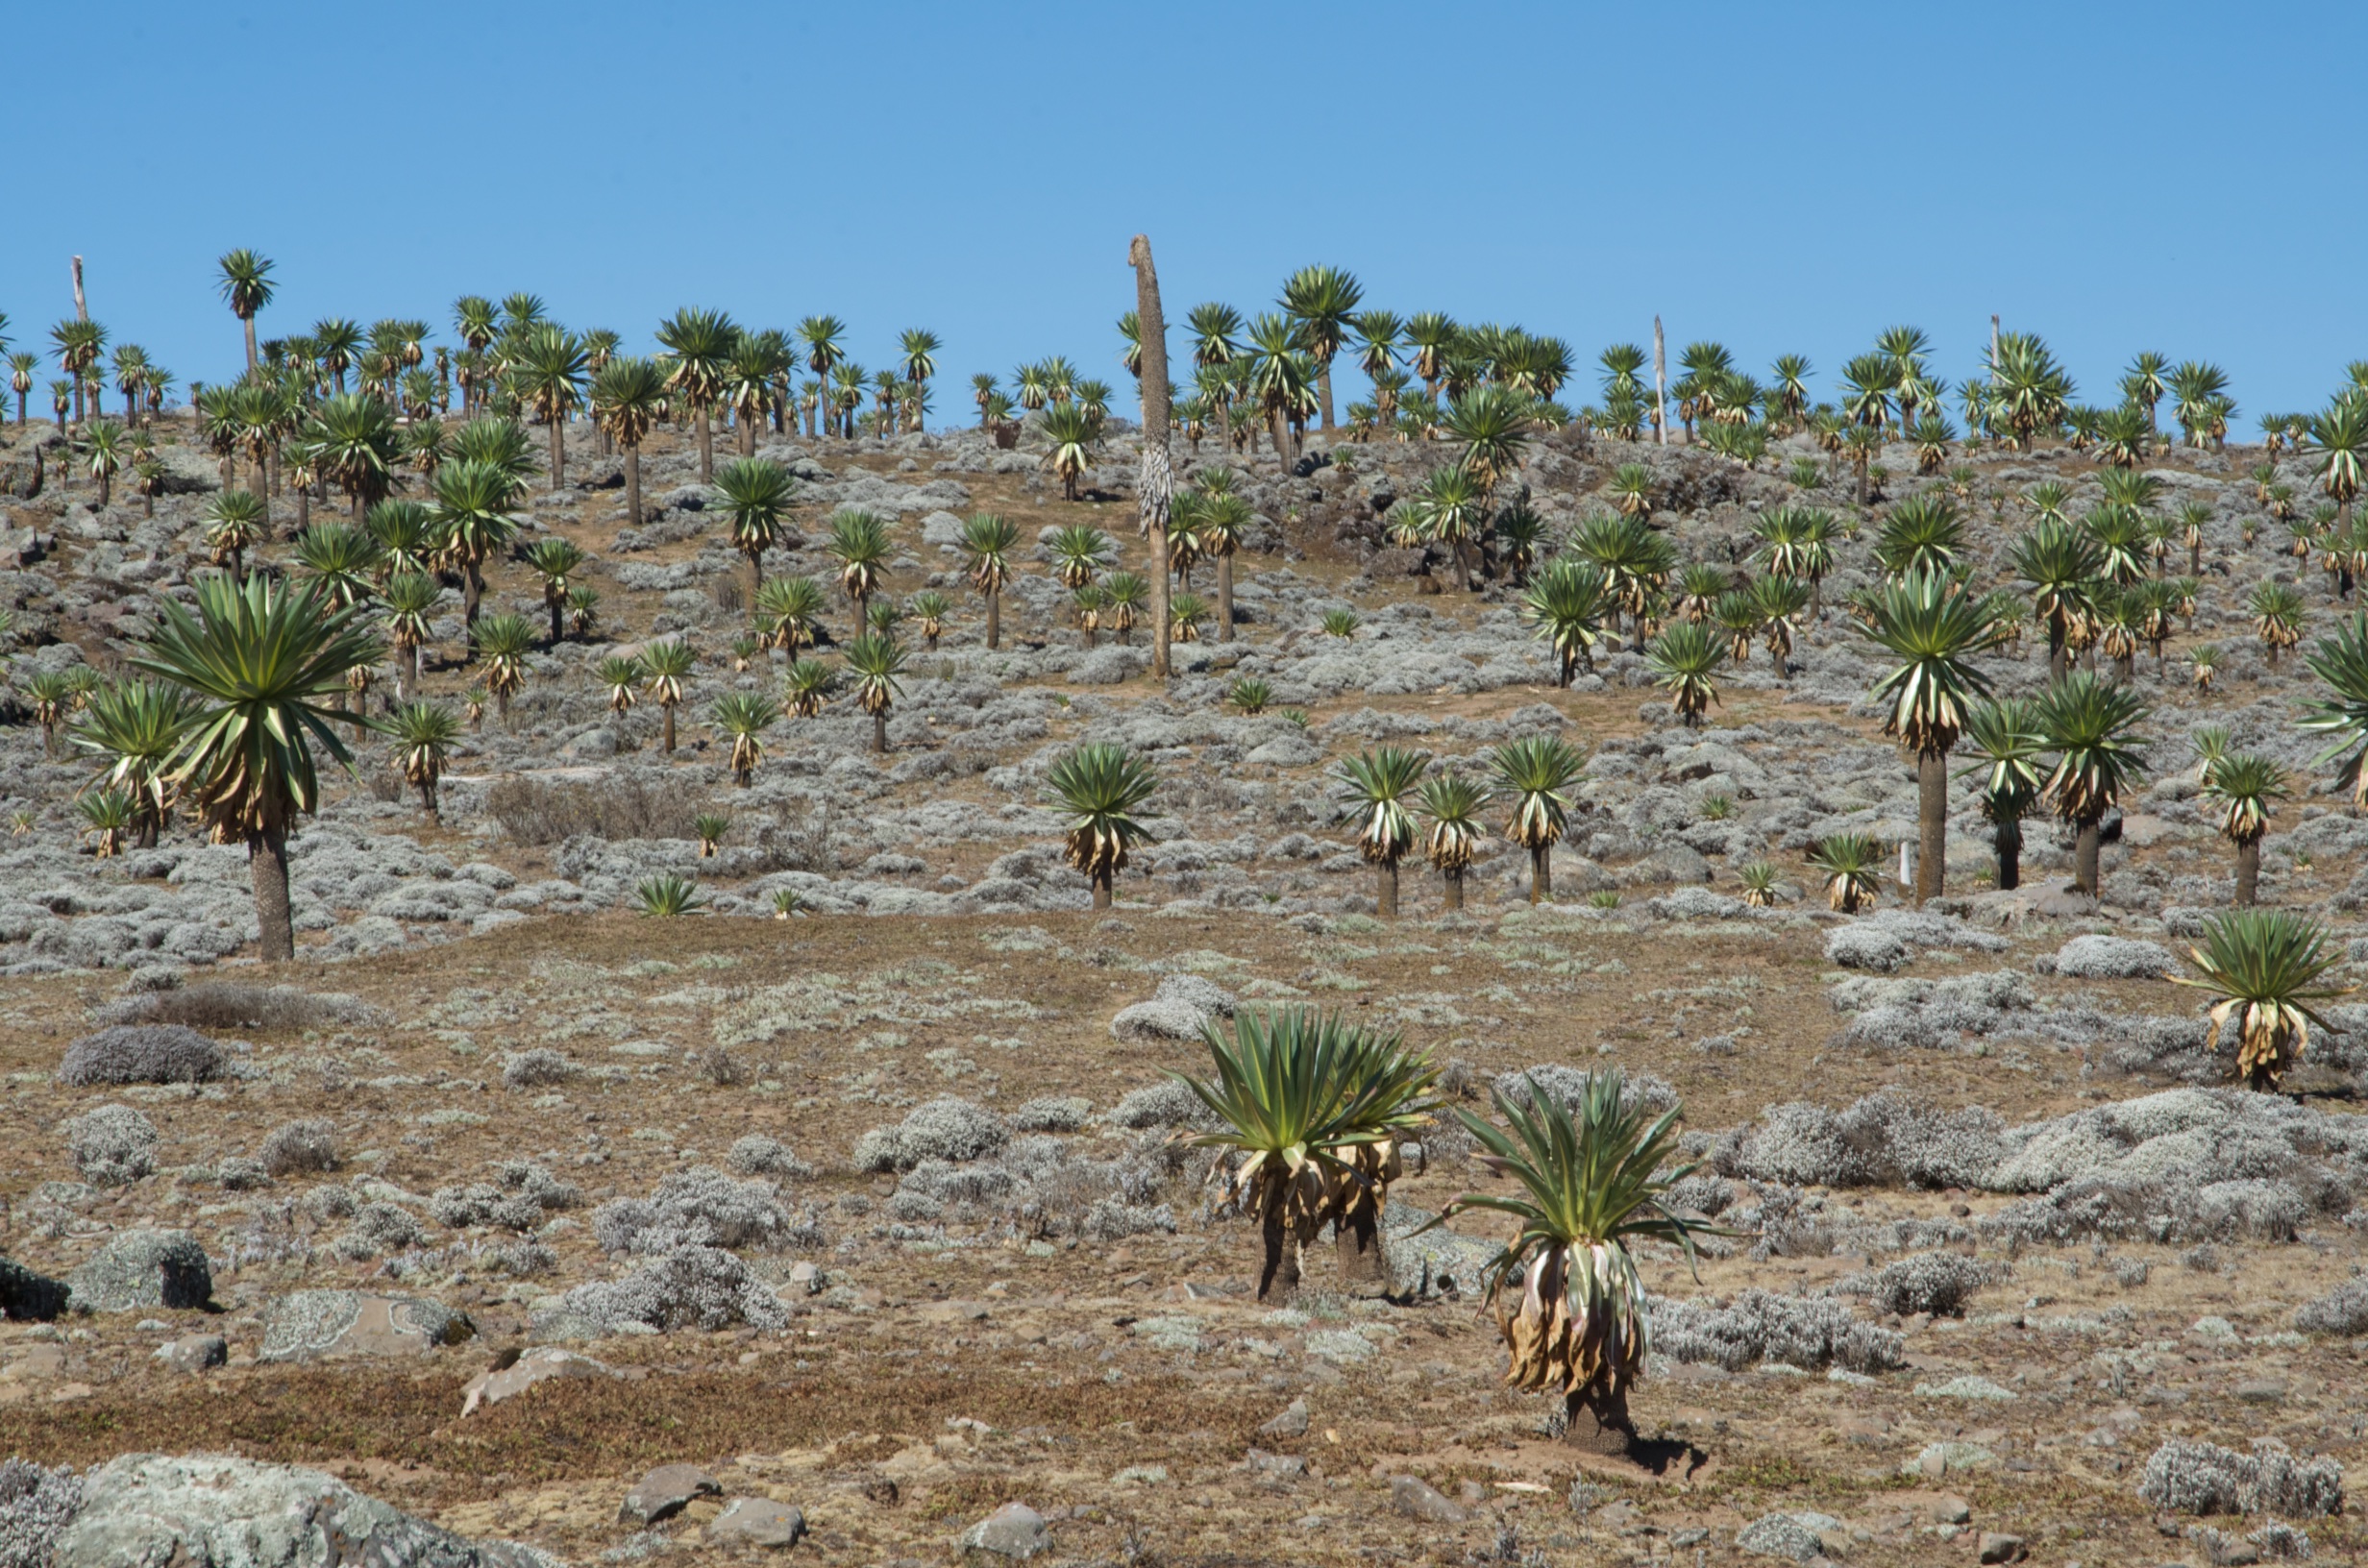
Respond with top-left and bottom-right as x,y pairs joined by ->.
4,2 -> 2356,424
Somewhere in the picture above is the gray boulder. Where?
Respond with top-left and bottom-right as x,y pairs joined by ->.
959,1502 -> 1048,1559
49,1452 -> 562,1567
68,1230 -> 211,1312
259,1290 -> 469,1361
707,1498 -> 806,1549
1736,1513 -> 1827,1562
1,1257 -> 70,1321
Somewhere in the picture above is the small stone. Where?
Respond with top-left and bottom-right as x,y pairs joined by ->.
1924,1495 -> 1973,1526
706,1497 -> 807,1549
1243,1448 -> 1307,1480
959,1502 -> 1048,1559
461,1345 -> 617,1415
152,1335 -> 227,1373
788,1261 -> 825,1295
1737,1512 -> 1823,1561
1594,1498 -> 1641,1533
1387,1474 -> 1468,1524
1908,1440 -> 1998,1478
621,1463 -> 723,1525
2233,1379 -> 2286,1406
1259,1398 -> 1310,1437
1978,1531 -> 2027,1563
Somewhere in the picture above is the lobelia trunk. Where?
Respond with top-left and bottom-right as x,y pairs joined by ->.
661,703 -> 678,753
1443,866 -> 1466,911
1530,844 -> 1552,904
1256,1206 -> 1300,1304
1130,233 -> 1174,684
1218,553 -> 1235,641
1915,749 -> 1948,904
463,566 -> 482,643
2076,820 -> 2101,897
548,596 -> 565,647
1376,859 -> 1398,919
1091,865 -> 1113,912
985,590 -> 1000,650
243,316 -> 259,375
696,405 -> 713,482
1317,360 -> 1335,432
873,710 -> 888,754
1996,817 -> 2021,891
1562,1384 -> 1636,1457
249,826 -> 295,962
625,442 -> 643,526
2236,839 -> 2260,906
1334,1204 -> 1387,1287
549,418 -> 565,488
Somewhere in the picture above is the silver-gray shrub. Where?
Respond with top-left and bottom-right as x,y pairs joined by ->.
1648,1288 -> 1901,1374
57,1024 -> 223,1086
65,1104 -> 160,1187
2138,1438 -> 2344,1518
593,1167 -> 789,1255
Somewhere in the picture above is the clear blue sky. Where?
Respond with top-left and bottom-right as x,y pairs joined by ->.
4,1 -> 2356,424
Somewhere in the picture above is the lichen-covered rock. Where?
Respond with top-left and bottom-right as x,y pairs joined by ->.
259,1290 -> 470,1361
67,1229 -> 211,1311
48,1452 -> 563,1567
1,1256 -> 70,1322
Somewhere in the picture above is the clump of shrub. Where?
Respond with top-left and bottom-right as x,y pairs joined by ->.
592,1167 -> 794,1255
2138,1437 -> 2345,1518
851,1097 -> 1011,1172
1839,1252 -> 1999,1317
65,1104 -> 160,1187
2295,1273 -> 2368,1335
1648,1287 -> 1902,1375
500,1048 -> 578,1090
727,1136 -> 813,1178
549,1244 -> 788,1335
57,1024 -> 223,1086
0,1457 -> 85,1568
98,981 -> 374,1032
486,773 -> 702,845
259,1119 -> 339,1177
333,1202 -> 426,1260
